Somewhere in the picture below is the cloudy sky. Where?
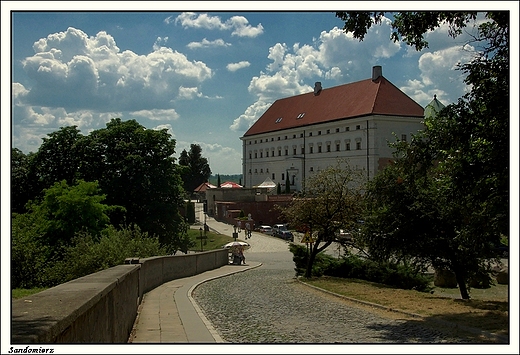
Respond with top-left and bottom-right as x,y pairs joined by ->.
5,3 -> 518,176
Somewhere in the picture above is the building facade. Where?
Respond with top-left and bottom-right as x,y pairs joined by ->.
240,66 -> 426,191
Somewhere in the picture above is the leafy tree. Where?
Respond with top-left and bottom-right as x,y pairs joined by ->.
338,12 -> 509,299
21,126 -> 84,208
25,180 -> 117,248
178,144 -> 211,195
79,118 -> 186,247
279,162 -> 365,278
11,148 -> 33,213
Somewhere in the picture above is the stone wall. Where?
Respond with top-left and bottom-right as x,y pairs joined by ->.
11,249 -> 229,343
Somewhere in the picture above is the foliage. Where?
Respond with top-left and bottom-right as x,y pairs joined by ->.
11,212 -> 51,289
11,148 -> 33,213
178,144 -> 212,195
78,118 -> 186,247
289,244 -> 431,291
25,180 -> 119,248
45,225 -> 167,286
336,11 -> 509,300
280,161 -> 365,278
186,201 -> 196,224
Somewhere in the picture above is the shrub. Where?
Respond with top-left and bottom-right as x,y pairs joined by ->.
289,244 -> 431,292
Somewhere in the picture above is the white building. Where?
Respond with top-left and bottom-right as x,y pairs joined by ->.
240,66 -> 428,192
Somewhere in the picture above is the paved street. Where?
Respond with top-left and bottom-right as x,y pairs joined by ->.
192,203 -> 479,345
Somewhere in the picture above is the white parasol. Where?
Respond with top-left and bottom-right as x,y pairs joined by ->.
222,241 -> 250,249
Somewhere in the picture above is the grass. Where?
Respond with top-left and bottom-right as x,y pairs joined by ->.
12,287 -> 48,299
302,276 -> 509,343
187,227 -> 237,252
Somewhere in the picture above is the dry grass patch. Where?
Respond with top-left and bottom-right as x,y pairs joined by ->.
303,276 -> 508,342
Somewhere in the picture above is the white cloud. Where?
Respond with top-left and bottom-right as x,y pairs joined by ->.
229,100 -> 272,132
187,38 -> 231,49
173,12 -> 263,38
226,61 -> 250,72
153,123 -> 176,139
18,27 -> 213,113
130,109 -> 180,121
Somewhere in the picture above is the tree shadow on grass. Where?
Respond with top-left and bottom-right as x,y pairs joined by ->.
364,311 -> 509,344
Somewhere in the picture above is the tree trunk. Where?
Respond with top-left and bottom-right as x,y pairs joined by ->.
454,270 -> 470,299
304,244 -> 318,278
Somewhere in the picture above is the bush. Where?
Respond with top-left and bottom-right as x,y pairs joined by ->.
43,224 -> 167,286
289,244 -> 431,292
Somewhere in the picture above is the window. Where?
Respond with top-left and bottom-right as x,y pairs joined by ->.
300,133 -> 304,138
318,131 -> 321,135
272,150 -> 275,157
402,134 -> 407,142
336,128 -> 340,133
326,129 -> 330,134
301,147 -> 305,154
278,149 -> 281,156
260,152 -> 263,158
272,173 -> 275,180
297,112 -> 306,119
310,167 -> 314,172
336,143 -> 340,151
309,132 -> 313,137
255,152 -> 258,158
285,149 -> 288,156
285,136 -> 288,140
282,173 -> 285,181
293,134 -> 296,138
318,145 -> 322,153
249,152 -> 252,159
275,117 -> 283,123
277,137 -> 280,140
293,148 -> 297,155
310,146 -> 314,154
346,142 -> 351,151
327,144 -> 331,152
356,125 -> 361,130
346,127 -> 350,131
356,142 -> 361,150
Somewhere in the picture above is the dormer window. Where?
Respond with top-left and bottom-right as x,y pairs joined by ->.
275,117 -> 283,123
296,113 -> 306,119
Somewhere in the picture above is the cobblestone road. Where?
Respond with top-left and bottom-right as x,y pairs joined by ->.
191,224 -> 475,344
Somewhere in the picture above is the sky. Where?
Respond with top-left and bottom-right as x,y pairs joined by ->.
5,2 -> 518,176
2,3 -> 520,353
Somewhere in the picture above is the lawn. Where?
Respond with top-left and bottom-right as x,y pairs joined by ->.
302,276 -> 509,343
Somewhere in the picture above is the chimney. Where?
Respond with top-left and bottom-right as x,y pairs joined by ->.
372,66 -> 382,81
314,82 -> 322,96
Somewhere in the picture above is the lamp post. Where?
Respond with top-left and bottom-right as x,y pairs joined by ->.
233,225 -> 238,241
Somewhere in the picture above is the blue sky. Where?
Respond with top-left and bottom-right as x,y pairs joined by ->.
4,3 -> 519,176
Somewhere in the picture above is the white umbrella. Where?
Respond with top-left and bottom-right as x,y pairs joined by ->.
222,241 -> 250,249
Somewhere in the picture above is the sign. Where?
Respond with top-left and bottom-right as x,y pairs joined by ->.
300,232 -> 314,244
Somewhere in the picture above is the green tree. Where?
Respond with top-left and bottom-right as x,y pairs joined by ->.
279,162 -> 365,278
79,118 -> 186,247
11,148 -> 33,213
338,12 -> 509,299
178,144 -> 211,195
26,180 -> 116,247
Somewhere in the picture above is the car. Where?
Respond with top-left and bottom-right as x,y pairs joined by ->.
272,224 -> 288,234
258,225 -> 273,235
277,230 -> 294,242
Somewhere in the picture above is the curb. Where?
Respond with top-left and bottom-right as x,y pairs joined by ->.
297,278 -> 509,344
187,262 -> 263,343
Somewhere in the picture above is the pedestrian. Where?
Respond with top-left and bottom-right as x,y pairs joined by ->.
238,247 -> 246,265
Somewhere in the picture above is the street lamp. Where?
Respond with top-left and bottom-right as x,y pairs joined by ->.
233,225 -> 238,241
199,227 -> 203,252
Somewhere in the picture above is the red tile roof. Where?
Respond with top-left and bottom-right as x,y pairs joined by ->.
243,76 -> 424,137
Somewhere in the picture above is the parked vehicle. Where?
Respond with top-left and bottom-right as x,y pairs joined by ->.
258,225 -> 273,235
277,230 -> 294,242
272,224 -> 288,234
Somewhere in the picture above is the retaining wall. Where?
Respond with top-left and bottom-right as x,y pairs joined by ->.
11,249 -> 229,343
